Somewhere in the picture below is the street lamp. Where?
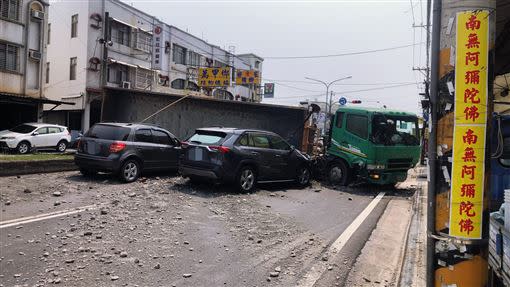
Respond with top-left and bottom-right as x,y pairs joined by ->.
304,76 -> 352,130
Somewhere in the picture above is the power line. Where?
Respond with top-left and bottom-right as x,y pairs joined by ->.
262,43 -> 424,60
271,83 -> 417,100
264,78 -> 417,86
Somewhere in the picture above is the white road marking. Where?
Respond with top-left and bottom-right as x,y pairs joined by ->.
298,192 -> 386,287
0,204 -> 99,229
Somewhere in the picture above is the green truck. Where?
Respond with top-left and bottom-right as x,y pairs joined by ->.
319,106 -> 421,186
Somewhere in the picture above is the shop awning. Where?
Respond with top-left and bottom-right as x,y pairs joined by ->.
0,93 -> 75,106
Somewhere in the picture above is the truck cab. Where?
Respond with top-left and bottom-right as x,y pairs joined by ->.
325,106 -> 421,185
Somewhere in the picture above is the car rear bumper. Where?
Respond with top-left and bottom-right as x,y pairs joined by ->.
179,165 -> 220,180
74,153 -> 120,172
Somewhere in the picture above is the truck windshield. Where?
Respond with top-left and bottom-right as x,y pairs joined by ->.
371,114 -> 419,146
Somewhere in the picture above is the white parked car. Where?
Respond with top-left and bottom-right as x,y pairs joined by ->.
0,123 -> 72,154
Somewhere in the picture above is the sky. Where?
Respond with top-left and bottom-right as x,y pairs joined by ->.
125,0 -> 427,114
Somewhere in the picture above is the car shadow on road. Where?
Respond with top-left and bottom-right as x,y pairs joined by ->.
65,170 -> 179,184
325,181 -> 418,199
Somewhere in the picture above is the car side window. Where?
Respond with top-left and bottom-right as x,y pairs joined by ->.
250,134 -> 270,149
36,127 -> 48,134
237,134 -> 251,146
135,129 -> 152,143
48,127 -> 60,134
152,130 -> 173,146
268,135 -> 291,150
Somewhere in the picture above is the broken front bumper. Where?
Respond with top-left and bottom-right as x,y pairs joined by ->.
365,170 -> 408,185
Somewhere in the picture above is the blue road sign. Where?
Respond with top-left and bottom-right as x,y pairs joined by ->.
339,97 -> 347,106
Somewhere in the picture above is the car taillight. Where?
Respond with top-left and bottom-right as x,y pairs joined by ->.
109,141 -> 126,153
209,145 -> 230,154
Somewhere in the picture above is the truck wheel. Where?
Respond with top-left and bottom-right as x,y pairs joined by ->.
328,161 -> 350,186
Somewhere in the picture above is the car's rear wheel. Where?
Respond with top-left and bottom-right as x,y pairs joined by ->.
296,165 -> 311,187
17,141 -> 30,154
80,168 -> 97,177
56,140 -> 68,152
120,159 -> 141,183
327,161 -> 350,186
237,166 -> 256,193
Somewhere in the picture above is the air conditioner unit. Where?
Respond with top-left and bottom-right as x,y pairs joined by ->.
31,10 -> 45,20
29,50 -> 42,60
122,81 -> 131,89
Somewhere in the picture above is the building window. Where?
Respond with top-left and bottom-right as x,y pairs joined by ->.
214,60 -> 225,68
71,14 -> 78,38
171,79 -> 185,89
47,23 -> 51,44
135,68 -> 153,89
255,61 -> 260,69
110,20 -> 130,46
135,30 -> 151,52
107,64 -> 130,84
173,44 -> 186,65
69,57 -> 77,80
0,0 -> 20,21
46,62 -> 50,83
188,51 -> 200,67
0,43 -> 19,72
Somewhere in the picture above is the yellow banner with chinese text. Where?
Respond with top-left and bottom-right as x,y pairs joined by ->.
235,70 -> 261,85
449,10 -> 489,239
198,68 -> 230,87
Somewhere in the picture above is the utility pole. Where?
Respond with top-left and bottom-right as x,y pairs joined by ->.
329,90 -> 334,115
427,1 -> 496,286
100,11 -> 111,122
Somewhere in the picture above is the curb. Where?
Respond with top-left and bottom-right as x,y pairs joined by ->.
0,159 -> 77,177
395,180 -> 422,286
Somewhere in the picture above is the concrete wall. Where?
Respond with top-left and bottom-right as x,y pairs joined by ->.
102,88 -> 306,148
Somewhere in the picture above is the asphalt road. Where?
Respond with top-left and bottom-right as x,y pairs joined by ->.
0,171 -> 415,287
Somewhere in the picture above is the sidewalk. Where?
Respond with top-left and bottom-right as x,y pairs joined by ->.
344,167 -> 427,287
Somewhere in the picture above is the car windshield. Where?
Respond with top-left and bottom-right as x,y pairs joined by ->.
10,124 -> 37,134
371,114 -> 419,146
85,124 -> 130,141
188,131 -> 226,145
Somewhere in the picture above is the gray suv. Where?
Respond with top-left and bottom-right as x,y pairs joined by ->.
75,123 -> 180,182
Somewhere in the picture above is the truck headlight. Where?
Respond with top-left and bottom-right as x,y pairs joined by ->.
367,164 -> 385,170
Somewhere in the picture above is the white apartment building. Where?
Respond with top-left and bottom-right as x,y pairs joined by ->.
0,0 -> 59,130
44,0 -> 264,132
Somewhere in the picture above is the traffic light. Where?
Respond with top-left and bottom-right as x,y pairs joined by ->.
351,100 -> 362,104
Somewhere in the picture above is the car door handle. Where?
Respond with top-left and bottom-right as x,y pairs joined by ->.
251,152 -> 259,155
136,147 -> 143,150
275,154 -> 282,158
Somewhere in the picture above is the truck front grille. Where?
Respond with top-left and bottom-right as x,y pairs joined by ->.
387,158 -> 413,169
